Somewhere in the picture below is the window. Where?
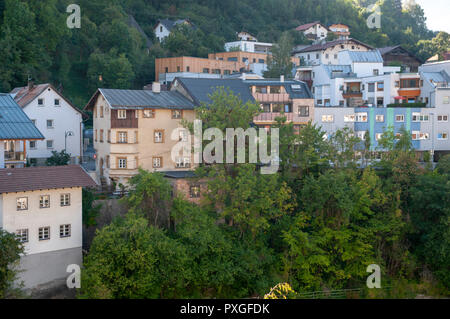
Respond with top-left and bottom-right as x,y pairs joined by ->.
255,86 -> 267,93
172,110 -> 182,119
160,26 -> 163,32
39,227 -> 50,241
40,195 -> 50,208
106,155 -> 110,168
47,119 -> 54,128
375,133 -> 383,141
438,131 -> 448,140
94,130 -> 97,142
179,129 -> 189,142
373,69 -> 379,76
186,66 -> 190,72
377,97 -> 384,106
227,57 -> 238,62
175,157 -> 191,168
437,115 -> 448,122
325,54 -> 329,59
356,112 -> 368,122
153,157 -> 162,168
317,99 -> 322,105
376,115 -> 384,122
60,224 -> 71,238
316,53 -> 319,59
100,105 -> 104,118
395,115 -> 404,122
344,114 -> 355,122
154,130 -> 164,143
16,229 -> 28,243
190,185 -> 201,198
443,96 -> 449,104
107,130 -> 111,142
321,115 -> 334,123
202,68 -> 210,73
46,140 -> 53,149
60,194 -> 70,206
270,87 -> 281,94
100,129 -> 104,142
224,70 -> 231,75
117,110 -> 127,119
261,104 -> 270,112
177,66 -> 180,72
395,81 -> 400,88
356,131 -> 366,140
54,99 -> 60,106
334,54 -> 338,59
368,83 -> 375,92
17,197 -> 28,211
118,158 -> 127,169
165,67 -> 168,73
339,100 -> 344,106
31,119 -> 36,125
377,82 -> 384,91
298,106 -> 309,117
118,132 -> 128,143
30,141 -> 36,149
412,131 -> 429,140
258,59 -> 265,63
38,98 -> 44,106
143,109 -> 155,118
412,113 -> 429,122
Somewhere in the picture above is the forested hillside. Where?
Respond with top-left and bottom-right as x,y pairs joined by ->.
0,0 -> 447,107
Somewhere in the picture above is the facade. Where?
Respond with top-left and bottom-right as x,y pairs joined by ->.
153,18 -> 193,42
11,83 -> 84,165
328,24 -> 350,40
84,85 -> 196,188
293,38 -> 373,66
0,94 -> 44,169
224,40 -> 273,54
0,165 -> 96,289
378,45 -> 423,73
295,21 -> 329,42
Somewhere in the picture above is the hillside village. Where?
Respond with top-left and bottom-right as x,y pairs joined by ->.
0,0 -> 449,300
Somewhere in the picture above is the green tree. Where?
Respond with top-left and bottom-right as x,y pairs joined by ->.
264,32 -> 294,78
46,150 -> 71,166
0,229 -> 24,298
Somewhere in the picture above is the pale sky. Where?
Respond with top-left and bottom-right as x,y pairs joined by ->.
413,0 -> 450,33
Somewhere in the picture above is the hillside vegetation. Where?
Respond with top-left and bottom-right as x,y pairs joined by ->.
0,0 -> 447,107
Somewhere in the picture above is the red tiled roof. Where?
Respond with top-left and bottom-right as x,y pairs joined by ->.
295,21 -> 322,31
0,165 -> 97,193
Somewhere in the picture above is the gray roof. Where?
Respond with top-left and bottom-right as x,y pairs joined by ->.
98,88 -> 195,109
292,38 -> 373,54
421,71 -> 450,86
346,50 -> 383,63
323,65 -> 355,78
174,78 -> 256,105
244,79 -> 313,99
0,94 -> 44,140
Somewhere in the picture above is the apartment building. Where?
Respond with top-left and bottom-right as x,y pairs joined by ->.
0,94 -> 44,169
84,84 -> 196,188
295,21 -> 329,42
0,165 -> 96,289
224,40 -> 273,54
11,83 -> 84,165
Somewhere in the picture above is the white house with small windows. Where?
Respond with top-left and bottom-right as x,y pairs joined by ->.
0,165 -> 96,290
10,83 -> 83,165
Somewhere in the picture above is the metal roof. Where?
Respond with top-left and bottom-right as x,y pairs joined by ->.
98,89 -> 195,109
0,94 -> 44,140
421,71 -> 450,86
346,50 -> 383,63
323,65 -> 355,78
174,78 -> 256,105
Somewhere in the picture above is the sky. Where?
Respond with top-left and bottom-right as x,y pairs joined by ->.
413,0 -> 450,33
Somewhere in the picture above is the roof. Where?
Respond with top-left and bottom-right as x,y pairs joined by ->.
0,94 -> 44,140
11,83 -> 83,115
346,50 -> 383,63
84,88 -> 195,110
377,45 -> 423,63
173,78 -> 256,105
323,65 -> 355,78
0,165 -> 97,193
295,21 -> 324,31
421,71 -> 450,86
163,170 -> 197,179
292,38 -> 373,54
244,79 -> 313,99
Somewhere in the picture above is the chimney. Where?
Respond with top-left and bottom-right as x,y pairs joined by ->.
280,75 -> 285,82
27,77 -> 34,91
152,81 -> 161,93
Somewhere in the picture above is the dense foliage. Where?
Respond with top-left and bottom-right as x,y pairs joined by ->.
80,90 -> 450,298
0,0 -> 447,108
0,229 -> 24,298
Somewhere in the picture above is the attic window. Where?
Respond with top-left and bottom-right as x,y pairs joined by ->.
38,98 -> 44,106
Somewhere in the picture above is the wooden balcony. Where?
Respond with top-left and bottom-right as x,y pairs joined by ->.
342,90 -> 363,98
253,93 -> 291,103
254,112 -> 294,123
4,151 -> 25,161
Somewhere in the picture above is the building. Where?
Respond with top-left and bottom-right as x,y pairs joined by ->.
237,31 -> 258,42
153,18 -> 194,42
11,83 -> 84,165
419,60 -> 450,107
378,45 -> 423,72
84,84 -> 196,188
328,24 -> 350,40
292,38 -> 373,66
0,93 -> 44,169
295,21 -> 329,42
224,40 -> 273,54
0,165 -> 96,289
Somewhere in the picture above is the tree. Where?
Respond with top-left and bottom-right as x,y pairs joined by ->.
264,32 -> 294,78
0,229 -> 24,298
436,154 -> 450,176
46,150 -> 71,166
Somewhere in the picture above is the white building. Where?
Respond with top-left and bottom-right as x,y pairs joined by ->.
224,40 -> 273,54
0,165 -> 96,290
153,19 -> 194,42
295,21 -> 329,42
10,83 -> 83,165
419,60 -> 450,107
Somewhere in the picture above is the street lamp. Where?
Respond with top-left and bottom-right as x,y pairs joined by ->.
65,131 -> 74,151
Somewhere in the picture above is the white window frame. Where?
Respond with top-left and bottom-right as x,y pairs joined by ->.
118,158 -> 127,169
46,119 -> 54,128
321,115 -> 334,123
154,131 -> 163,143
143,109 -> 155,118
40,195 -> 50,208
60,224 -> 71,238
118,132 -> 128,143
437,131 -> 448,140
16,229 -> 29,243
175,157 -> 191,168
437,115 -> 448,122
344,114 -> 355,122
39,226 -> 50,241
356,112 -> 368,122
47,140 -> 54,149
37,98 -> 44,106
153,157 -> 162,168
60,193 -> 71,206
375,115 -> 384,122
395,115 -> 404,122
117,110 -> 127,119
16,197 -> 28,211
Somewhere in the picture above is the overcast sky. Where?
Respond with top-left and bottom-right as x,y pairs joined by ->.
413,0 -> 450,33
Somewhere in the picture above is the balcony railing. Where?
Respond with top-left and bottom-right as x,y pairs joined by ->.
4,151 -> 25,161
253,93 -> 291,102
254,112 -> 294,122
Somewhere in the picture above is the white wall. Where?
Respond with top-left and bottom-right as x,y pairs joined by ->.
24,87 -> 82,161
154,23 -> 171,42
224,41 -> 272,53
0,187 -> 83,255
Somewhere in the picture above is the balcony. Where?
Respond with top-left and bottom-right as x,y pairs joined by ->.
254,112 -> 294,122
253,93 -> 291,103
342,90 -> 362,98
4,151 -> 25,161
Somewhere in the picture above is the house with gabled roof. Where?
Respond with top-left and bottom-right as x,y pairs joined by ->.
10,82 -> 84,166
295,21 -> 329,42
153,18 -> 194,42
378,45 -> 423,72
